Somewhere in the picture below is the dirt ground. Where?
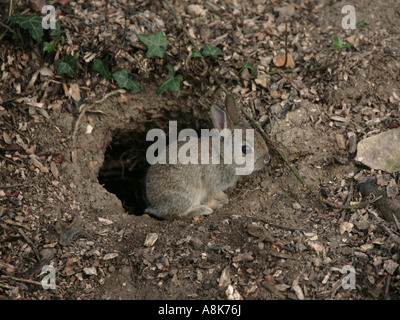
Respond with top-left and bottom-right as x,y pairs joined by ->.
1,0 -> 400,300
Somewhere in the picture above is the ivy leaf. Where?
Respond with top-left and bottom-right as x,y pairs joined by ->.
112,69 -> 141,92
137,31 -> 169,58
243,62 -> 257,77
166,64 -> 175,76
202,44 -> 223,58
43,36 -> 61,53
57,55 -> 78,76
332,37 -> 353,50
11,13 -> 43,43
156,65 -> 183,95
191,51 -> 203,59
43,42 -> 56,52
50,22 -> 65,37
92,58 -> 112,80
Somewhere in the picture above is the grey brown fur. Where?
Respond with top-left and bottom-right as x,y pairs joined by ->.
145,94 -> 270,220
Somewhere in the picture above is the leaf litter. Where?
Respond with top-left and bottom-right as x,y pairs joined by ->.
0,0 -> 399,300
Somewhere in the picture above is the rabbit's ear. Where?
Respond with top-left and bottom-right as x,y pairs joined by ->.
225,94 -> 240,124
210,106 -> 227,131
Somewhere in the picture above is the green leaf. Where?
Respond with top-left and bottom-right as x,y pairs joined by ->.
166,64 -> 175,76
191,51 -> 203,59
243,62 -> 257,77
43,42 -> 56,52
137,31 -> 169,58
57,55 -> 78,76
341,42 -> 353,49
53,35 -> 61,45
11,13 -> 43,43
50,22 -> 65,37
156,66 -> 183,95
92,58 -> 112,80
202,44 -> 223,58
356,20 -> 370,29
332,36 -> 342,48
44,36 -> 61,53
112,69 -> 141,92
332,37 -> 353,50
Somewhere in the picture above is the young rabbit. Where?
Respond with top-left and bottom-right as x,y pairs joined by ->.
145,94 -> 270,220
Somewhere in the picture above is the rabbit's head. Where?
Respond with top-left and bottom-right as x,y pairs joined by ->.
210,94 -> 270,175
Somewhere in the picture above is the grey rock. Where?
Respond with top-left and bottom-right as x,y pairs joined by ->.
355,128 -> 400,173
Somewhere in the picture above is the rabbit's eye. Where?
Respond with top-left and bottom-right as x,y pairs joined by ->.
242,145 -> 252,155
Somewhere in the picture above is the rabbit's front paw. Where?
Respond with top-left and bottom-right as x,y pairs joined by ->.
215,191 -> 229,203
204,192 -> 229,209
184,205 -> 213,218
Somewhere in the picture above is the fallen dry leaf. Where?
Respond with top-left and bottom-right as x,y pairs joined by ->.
274,53 -> 295,68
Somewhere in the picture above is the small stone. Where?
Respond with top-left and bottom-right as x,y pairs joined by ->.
103,252 -> 119,260
190,237 -> 203,250
144,233 -> 159,247
83,267 -> 97,276
360,243 -> 374,252
219,267 -> 231,287
98,217 -> 114,225
188,4 -> 204,16
225,285 -> 243,300
335,133 -> 347,150
347,131 -> 357,153
292,202 -> 302,210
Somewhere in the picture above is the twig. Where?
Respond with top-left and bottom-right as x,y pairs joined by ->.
71,104 -> 90,164
267,193 -> 282,214
3,219 -> 29,230
18,229 -> 42,262
323,195 -> 382,210
0,21 -> 16,34
0,154 -> 19,166
376,273 -> 389,288
1,275 -> 52,288
283,22 -> 288,68
379,223 -> 400,246
261,219 -> 296,232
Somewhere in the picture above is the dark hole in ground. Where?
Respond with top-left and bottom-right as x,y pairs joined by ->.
98,117 -> 212,215
98,130 -> 150,215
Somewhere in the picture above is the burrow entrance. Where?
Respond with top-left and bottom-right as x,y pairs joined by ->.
98,117 -> 211,215
98,129 -> 150,215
